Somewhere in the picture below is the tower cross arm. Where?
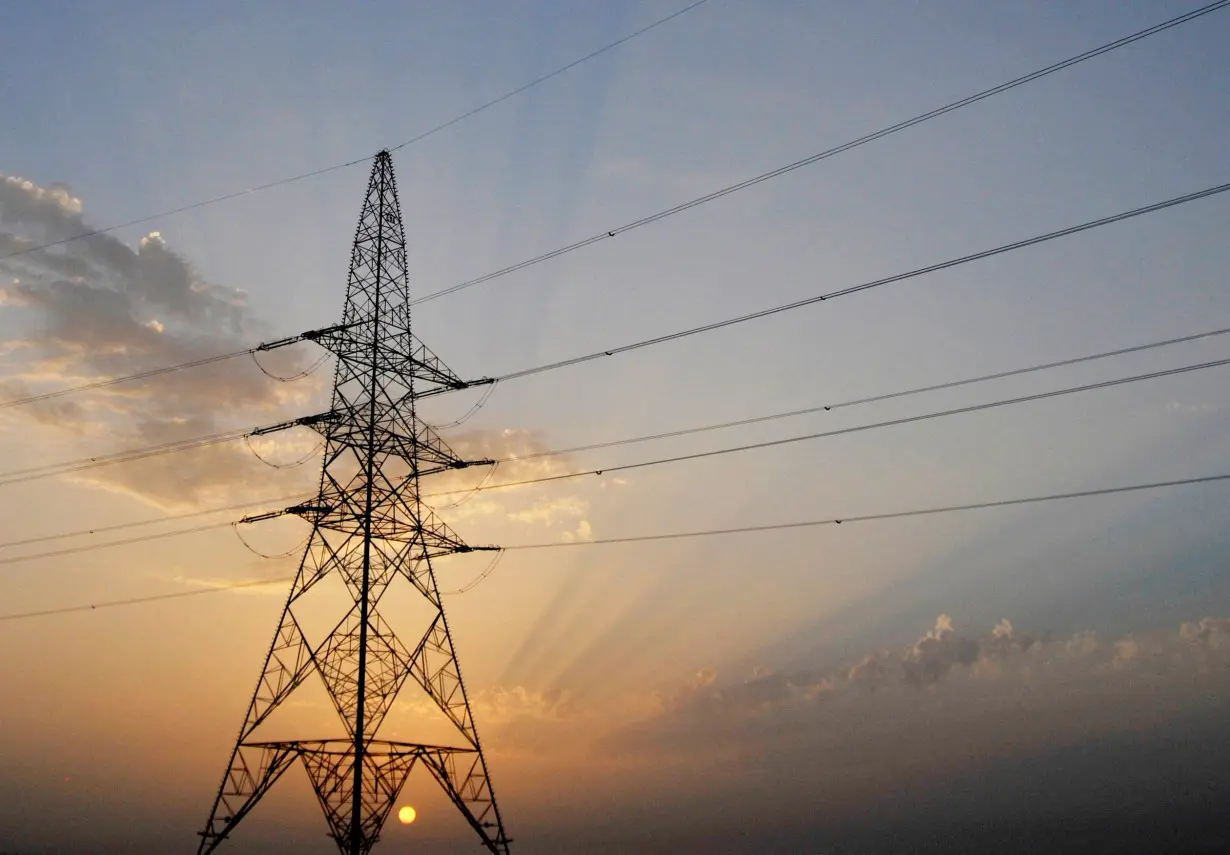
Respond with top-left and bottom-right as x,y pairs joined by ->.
256,321 -> 360,352
248,410 -> 341,437
409,375 -> 494,401
236,503 -> 334,525
402,457 -> 495,479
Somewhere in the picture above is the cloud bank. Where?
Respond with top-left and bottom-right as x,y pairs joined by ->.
0,174 -> 604,536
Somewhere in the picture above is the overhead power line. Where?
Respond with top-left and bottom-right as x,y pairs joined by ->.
463,356 -> 1230,494
0,520 -> 235,568
8,351 -> 1213,552
0,493 -> 306,551
499,473 -> 1230,549
389,0 -> 713,153
494,181 -> 1230,381
5,324 -> 1226,498
0,1 -> 713,263
0,427 -> 249,488
4,471 -> 1228,621
502,325 -> 1230,462
0,412 -> 333,489
0,576 -> 296,622
0,322 -> 351,411
11,176 -> 1225,415
411,0 -> 1230,306
0,349 -> 254,410
7,1 -> 1224,408
0,320 -> 1217,554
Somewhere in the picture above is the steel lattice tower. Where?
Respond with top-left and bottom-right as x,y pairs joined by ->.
197,151 -> 510,855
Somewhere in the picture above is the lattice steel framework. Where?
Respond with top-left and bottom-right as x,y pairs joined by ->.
196,151 -> 510,855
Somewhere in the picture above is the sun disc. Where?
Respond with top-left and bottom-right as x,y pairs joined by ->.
398,805 -> 417,825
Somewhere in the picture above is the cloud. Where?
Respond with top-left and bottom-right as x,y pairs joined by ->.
0,175 -> 614,526
422,427 -> 602,540
559,518 -> 594,542
170,571 -> 290,597
578,613 -> 1230,768
506,495 -> 588,526
476,684 -> 579,723
0,173 -> 331,508
436,613 -> 1230,849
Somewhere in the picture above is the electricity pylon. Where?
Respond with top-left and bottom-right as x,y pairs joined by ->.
197,151 -> 510,855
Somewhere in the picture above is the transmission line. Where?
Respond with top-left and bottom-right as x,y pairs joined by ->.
0,427 -> 249,487
494,181 -> 1230,382
460,356 -> 1230,495
389,0 -> 713,153
5,324 -> 1226,496
0,429 -> 251,487
499,473 -> 1230,549
0,1 -> 712,263
4,471 -> 1228,620
11,133 -> 1227,413
0,520 -> 235,567
0,494 -> 306,551
0,412 -> 333,489
501,325 -> 1230,463
0,349 -> 254,410
0,576 -> 295,622
0,322 -> 350,411
411,0 -> 1230,306
8,341 -> 1186,511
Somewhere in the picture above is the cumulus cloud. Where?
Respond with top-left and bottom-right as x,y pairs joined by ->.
598,613 -> 1230,767
0,172 -> 330,508
0,174 -> 611,532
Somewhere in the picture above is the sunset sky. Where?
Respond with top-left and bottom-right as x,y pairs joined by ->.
2,2 -> 1230,853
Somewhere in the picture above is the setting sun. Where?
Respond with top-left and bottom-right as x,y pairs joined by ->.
397,806 -> 417,825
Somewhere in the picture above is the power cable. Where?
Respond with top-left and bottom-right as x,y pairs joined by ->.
0,322 -> 350,410
499,473 -> 1230,549
440,549 -> 507,596
0,1 -> 713,263
453,356 -> 1230,495
0,429 -> 253,487
493,181 -> 1230,382
5,316 -> 1226,496
0,520 -> 236,567
244,435 -> 325,469
0,339 -> 1216,551
4,471 -> 1228,620
410,1 -> 1230,306
0,493 -> 307,551
250,350 -> 331,382
388,0 -> 714,154
0,576 -> 296,622
431,381 -> 499,430
0,349 -> 255,410
0,412 -> 331,488
502,325 -> 1230,463
4,83 -> 1225,415
432,462 -> 501,511
0,0 -> 1219,424
233,526 -> 312,560
9,176 -> 1224,420
5,323 -> 1226,496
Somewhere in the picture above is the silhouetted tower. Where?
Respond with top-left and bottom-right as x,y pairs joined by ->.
197,151 -> 510,854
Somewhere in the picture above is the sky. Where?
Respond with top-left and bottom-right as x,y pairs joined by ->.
1,1 -> 1230,852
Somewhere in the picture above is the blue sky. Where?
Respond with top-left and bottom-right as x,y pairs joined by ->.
2,2 -> 1230,853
